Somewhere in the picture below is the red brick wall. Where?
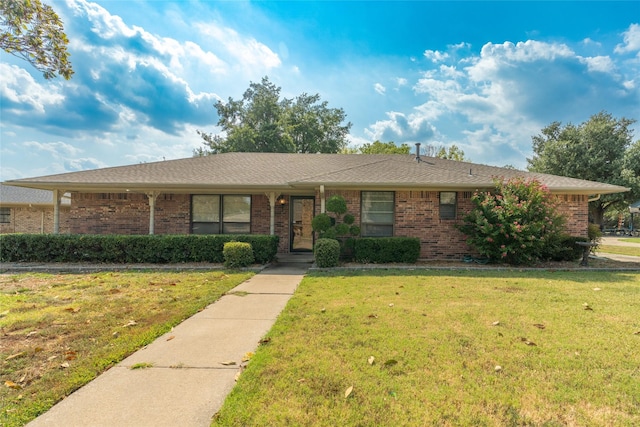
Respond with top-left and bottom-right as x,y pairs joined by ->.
67,190 -> 590,259
70,193 -> 189,234
0,207 -> 70,234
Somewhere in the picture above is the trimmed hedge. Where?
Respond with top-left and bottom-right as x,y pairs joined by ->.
354,237 -> 421,263
0,234 -> 278,264
314,238 -> 340,268
223,242 -> 255,268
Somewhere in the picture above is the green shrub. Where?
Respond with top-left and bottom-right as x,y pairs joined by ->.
0,234 -> 278,264
314,238 -> 340,268
542,235 -> 588,261
311,213 -> 332,234
343,213 -> 355,225
354,237 -> 421,263
223,242 -> 255,268
456,177 -> 566,265
326,195 -> 347,216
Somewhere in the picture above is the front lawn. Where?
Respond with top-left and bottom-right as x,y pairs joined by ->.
0,271 -> 253,427
597,245 -> 640,257
214,270 -> 640,426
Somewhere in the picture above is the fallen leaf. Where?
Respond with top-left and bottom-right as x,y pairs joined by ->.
34,347 -> 44,353
26,331 -> 38,337
124,320 -> 137,327
166,335 -> 175,341
259,337 -> 271,345
344,385 -> 353,398
368,356 -> 375,365
63,307 -> 80,313
491,321 -> 500,326
47,355 -> 58,361
220,361 -> 236,366
367,314 -> 378,318
320,308 -> 326,313
593,287 -> 601,291
533,324 -> 546,329
60,362 -> 70,369
388,303 -> 394,307
633,331 -> 640,335
242,352 -> 253,362
4,381 -> 22,390
6,352 -> 26,361
583,303 -> 593,311
494,365 -> 503,372
297,378 -> 306,383
524,340 -> 537,346
65,351 -> 77,361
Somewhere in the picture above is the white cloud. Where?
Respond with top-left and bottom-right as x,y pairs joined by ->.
395,77 -> 408,86
424,49 -> 449,63
373,83 -> 386,95
23,141 -> 82,158
365,111 -> 436,143
0,64 -> 64,113
615,23 -> 640,54
581,55 -> 615,73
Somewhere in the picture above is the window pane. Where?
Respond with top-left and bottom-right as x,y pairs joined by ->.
362,191 -> 394,237
0,207 -> 10,223
223,196 -> 251,223
192,222 -> 220,234
222,223 -> 250,234
192,195 -> 220,222
439,192 -> 457,219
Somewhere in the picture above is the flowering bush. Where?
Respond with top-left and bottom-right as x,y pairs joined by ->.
457,177 -> 566,265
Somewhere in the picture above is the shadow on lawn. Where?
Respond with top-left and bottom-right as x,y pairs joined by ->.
311,267 -> 640,284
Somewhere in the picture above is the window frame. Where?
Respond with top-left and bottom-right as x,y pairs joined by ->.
439,191 -> 457,220
0,207 -> 10,224
360,191 -> 395,237
191,194 -> 251,234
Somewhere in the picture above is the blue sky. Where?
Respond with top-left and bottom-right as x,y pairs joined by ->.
1,0 -> 639,181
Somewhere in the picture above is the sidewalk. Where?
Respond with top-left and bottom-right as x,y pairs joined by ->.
26,262 -> 309,427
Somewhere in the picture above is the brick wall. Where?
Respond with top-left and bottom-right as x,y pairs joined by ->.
67,190 -> 590,259
320,190 -> 590,260
0,207 -> 70,234
70,193 -> 190,234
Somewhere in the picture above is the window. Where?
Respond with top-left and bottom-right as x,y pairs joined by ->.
191,195 -> 251,234
361,191 -> 394,237
0,207 -> 10,223
439,192 -> 457,219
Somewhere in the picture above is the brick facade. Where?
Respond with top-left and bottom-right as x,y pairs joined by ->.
0,207 -> 70,234
67,189 -> 590,260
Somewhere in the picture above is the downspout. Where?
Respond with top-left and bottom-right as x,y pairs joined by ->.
320,185 -> 325,213
588,194 -> 600,202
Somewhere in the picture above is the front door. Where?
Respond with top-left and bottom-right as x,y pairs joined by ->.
290,197 -> 315,252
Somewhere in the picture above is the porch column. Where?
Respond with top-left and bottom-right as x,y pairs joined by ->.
266,192 -> 276,235
52,189 -> 63,234
320,185 -> 326,213
146,192 -> 161,235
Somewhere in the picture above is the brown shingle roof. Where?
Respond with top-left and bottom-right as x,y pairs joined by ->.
3,153 -> 629,195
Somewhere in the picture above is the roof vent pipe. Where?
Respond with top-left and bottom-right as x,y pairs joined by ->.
415,142 -> 421,162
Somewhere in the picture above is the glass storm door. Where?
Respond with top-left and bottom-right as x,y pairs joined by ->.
290,197 -> 315,252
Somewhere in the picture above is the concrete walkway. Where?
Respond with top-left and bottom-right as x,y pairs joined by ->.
26,262 -> 309,427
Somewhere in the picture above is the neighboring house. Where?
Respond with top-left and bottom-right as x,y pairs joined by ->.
3,151 -> 628,259
0,184 -> 71,234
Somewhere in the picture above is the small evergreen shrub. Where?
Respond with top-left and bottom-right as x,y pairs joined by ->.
223,242 -> 255,268
314,238 -> 340,268
542,235 -> 588,261
354,237 -> 420,263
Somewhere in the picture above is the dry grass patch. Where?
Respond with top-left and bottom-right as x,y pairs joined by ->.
0,270 -> 253,427
214,270 -> 640,426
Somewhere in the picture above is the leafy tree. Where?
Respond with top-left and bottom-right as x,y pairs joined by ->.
356,141 -> 411,154
527,112 -> 638,225
0,0 -> 73,79
436,144 -> 467,161
197,77 -> 351,155
457,177 -> 566,265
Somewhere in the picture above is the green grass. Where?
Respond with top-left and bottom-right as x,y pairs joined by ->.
214,270 -> 640,426
597,245 -> 640,257
620,238 -> 640,244
0,271 -> 253,427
